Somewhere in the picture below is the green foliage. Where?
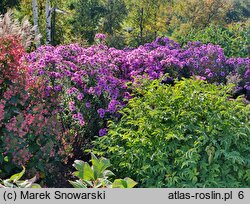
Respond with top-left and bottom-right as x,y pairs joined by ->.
167,0 -> 232,39
0,166 -> 41,188
99,0 -> 127,35
122,0 -> 168,47
177,23 -> 250,57
105,33 -> 126,49
73,0 -> 127,44
8,0 -> 248,49
226,0 -> 250,23
69,153 -> 137,188
94,78 -> 250,187
73,0 -> 105,44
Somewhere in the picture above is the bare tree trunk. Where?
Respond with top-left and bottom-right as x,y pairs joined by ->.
51,6 -> 56,45
32,0 -> 40,47
46,0 -> 52,45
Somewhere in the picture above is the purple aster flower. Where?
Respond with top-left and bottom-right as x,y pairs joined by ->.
94,86 -> 102,96
77,93 -> 84,101
88,87 -> 94,94
85,102 -> 91,108
72,114 -> 78,119
207,72 -> 214,78
97,108 -> 105,118
205,69 -> 211,74
244,85 -> 250,91
38,70 -> 45,75
67,87 -> 78,95
79,119 -> 85,126
77,112 -> 83,120
99,128 -> 108,136
108,99 -> 119,113
220,72 -> 225,77
54,84 -> 63,92
69,101 -> 76,111
95,33 -> 106,40
45,86 -> 53,96
49,72 -> 58,78
123,92 -> 131,99
195,76 -> 206,81
216,59 -> 221,63
245,69 -> 250,78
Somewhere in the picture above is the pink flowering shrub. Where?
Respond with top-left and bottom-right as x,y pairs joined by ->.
0,36 -> 25,139
0,36 -> 69,180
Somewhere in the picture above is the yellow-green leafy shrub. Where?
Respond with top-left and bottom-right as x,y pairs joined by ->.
94,78 -> 250,187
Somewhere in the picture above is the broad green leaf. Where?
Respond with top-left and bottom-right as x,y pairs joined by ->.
73,160 -> 94,181
73,160 -> 86,179
112,178 -> 137,188
82,163 -> 94,180
73,160 -> 85,174
112,179 -> 127,188
91,153 -> 111,179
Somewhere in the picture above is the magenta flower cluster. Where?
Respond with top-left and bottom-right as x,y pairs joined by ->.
95,33 -> 106,40
25,37 -> 250,136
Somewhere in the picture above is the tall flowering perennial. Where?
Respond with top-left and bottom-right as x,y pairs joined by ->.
25,42 -> 129,153
181,42 -> 229,83
0,36 -> 68,178
25,36 -> 250,155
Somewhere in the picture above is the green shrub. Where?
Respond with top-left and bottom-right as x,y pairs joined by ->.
93,78 -> 250,187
